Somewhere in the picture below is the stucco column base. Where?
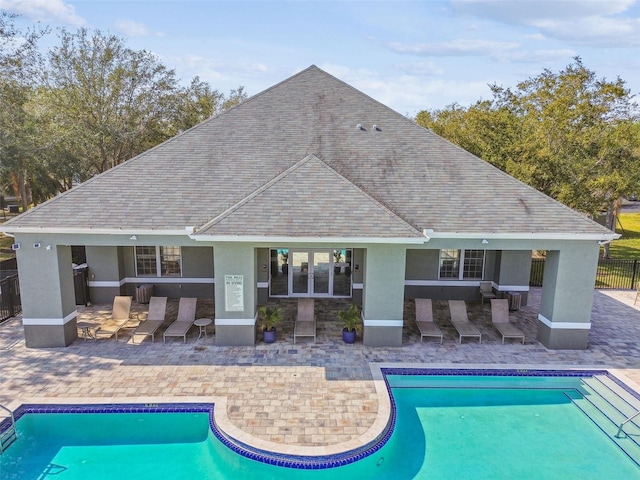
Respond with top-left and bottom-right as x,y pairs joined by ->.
215,324 -> 256,346
24,321 -> 78,348
363,325 -> 402,347
536,321 -> 589,350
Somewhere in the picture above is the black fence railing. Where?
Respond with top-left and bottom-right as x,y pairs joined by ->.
530,257 -> 640,290
0,273 -> 21,322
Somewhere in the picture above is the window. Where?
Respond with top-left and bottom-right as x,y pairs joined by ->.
135,246 -> 181,277
439,249 -> 459,278
439,249 -> 485,279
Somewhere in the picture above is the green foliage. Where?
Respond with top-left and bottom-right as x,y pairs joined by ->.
338,304 -> 361,332
608,213 -> 640,259
416,58 -> 640,223
258,305 -> 283,331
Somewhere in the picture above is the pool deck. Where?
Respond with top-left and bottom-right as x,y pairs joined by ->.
2,288 -> 640,457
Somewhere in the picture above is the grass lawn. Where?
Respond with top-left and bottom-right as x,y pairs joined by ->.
608,213 -> 640,259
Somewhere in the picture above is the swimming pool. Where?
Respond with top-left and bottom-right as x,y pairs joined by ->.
1,369 -> 639,479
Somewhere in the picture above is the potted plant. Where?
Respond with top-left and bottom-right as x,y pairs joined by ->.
339,303 -> 361,344
281,251 -> 289,275
258,305 -> 283,343
334,250 -> 343,274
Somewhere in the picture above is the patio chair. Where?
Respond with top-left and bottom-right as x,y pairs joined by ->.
479,281 -> 496,305
94,295 -> 133,342
414,298 -> 443,344
294,298 -> 316,343
490,299 -> 525,344
448,300 -> 481,343
163,297 -> 198,343
132,296 -> 168,343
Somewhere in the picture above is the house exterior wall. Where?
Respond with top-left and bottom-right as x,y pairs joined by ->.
14,235 -> 77,347
362,245 -> 406,347
86,244 -> 214,301
537,242 -> 599,349
86,246 -> 124,303
404,248 -> 526,302
256,248 -> 270,305
213,243 -> 257,346
494,250 -> 532,304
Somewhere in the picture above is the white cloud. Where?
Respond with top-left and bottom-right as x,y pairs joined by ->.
388,39 -> 520,57
167,54 -> 269,84
319,63 -> 491,115
0,0 -> 85,26
114,19 -> 148,37
452,0 -> 640,46
452,0 -> 636,24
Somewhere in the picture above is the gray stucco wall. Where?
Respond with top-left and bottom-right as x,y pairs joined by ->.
404,248 -> 530,303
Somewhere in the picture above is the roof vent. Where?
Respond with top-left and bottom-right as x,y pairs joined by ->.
373,124 -> 379,131
357,123 -> 364,131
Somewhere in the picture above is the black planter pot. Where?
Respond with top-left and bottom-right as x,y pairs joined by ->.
282,264 -> 288,275
263,328 -> 277,343
334,266 -> 341,274
342,328 -> 356,344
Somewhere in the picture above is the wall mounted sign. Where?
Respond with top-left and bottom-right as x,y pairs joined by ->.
224,275 -> 244,312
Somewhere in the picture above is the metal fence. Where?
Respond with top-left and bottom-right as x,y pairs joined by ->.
0,273 -> 20,322
530,257 -> 640,290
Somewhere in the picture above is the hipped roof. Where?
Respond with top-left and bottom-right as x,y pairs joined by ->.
3,65 -> 614,241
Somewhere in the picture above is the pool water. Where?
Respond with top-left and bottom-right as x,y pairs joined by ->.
2,373 -> 639,479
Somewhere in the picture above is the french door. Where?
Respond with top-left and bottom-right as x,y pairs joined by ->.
291,250 -> 331,297
270,248 -> 351,298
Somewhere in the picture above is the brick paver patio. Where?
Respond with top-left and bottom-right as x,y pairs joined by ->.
2,288 -> 640,455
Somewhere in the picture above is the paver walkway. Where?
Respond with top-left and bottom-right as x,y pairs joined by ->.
2,288 -> 640,453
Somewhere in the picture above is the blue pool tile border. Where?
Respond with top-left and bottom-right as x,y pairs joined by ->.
3,368 -> 639,470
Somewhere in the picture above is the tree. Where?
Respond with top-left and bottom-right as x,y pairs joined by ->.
44,28 -> 182,177
0,11 -> 48,210
170,77 -> 247,133
417,58 -> 640,256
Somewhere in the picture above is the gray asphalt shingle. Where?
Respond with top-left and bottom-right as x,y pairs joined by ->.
3,65 -> 611,238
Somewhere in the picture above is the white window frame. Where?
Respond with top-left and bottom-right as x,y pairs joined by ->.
438,249 -> 485,280
135,246 -> 182,277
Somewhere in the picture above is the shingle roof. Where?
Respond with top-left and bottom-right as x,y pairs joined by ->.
196,154 -> 421,238
3,65 -> 612,239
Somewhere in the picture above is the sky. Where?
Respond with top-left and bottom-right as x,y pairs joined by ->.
2,0 -> 640,116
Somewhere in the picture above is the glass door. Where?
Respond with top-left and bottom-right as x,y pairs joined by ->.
270,248 -> 352,298
291,251 -> 309,295
313,251 -> 330,296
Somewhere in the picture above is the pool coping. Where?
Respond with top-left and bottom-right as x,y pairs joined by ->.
3,364 -> 640,469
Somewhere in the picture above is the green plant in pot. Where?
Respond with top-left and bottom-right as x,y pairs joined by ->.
334,250 -> 343,274
258,305 -> 283,343
281,251 -> 289,274
339,303 -> 361,344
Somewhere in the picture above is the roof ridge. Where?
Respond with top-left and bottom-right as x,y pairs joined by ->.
310,156 -> 423,236
196,154 -> 317,232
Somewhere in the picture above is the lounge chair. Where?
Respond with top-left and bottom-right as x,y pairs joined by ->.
163,297 -> 198,343
414,298 -> 443,344
491,299 -> 525,344
479,281 -> 496,305
448,300 -> 481,343
94,295 -> 133,341
294,298 -> 316,343
132,296 -> 168,343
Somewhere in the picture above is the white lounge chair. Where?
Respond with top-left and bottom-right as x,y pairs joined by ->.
414,299 -> 443,344
491,299 -> 525,344
448,300 -> 481,343
294,298 -> 316,343
132,296 -> 167,343
94,296 -> 133,341
163,298 -> 198,343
